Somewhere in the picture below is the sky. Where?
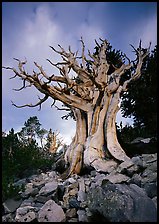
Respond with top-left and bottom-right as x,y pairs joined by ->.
2,2 -> 157,145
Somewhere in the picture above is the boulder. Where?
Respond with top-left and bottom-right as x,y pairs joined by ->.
3,198 -> 22,213
87,183 -> 157,222
38,199 -> 66,222
2,213 -> 15,222
102,173 -> 130,184
15,206 -> 37,222
2,152 -> 157,223
77,209 -> 88,222
38,180 -> 58,196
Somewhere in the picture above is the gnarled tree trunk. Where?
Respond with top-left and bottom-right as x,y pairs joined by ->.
3,38 -> 150,177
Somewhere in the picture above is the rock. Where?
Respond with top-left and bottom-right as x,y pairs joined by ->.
15,206 -> 37,222
129,183 -> 147,196
131,137 -> 152,144
38,180 -> 58,196
16,211 -> 36,222
117,160 -> 141,177
69,188 -> 78,196
130,137 -> 144,144
77,209 -> 88,222
131,156 -> 143,167
22,183 -> 37,197
142,153 -> 157,164
48,171 -> 57,178
126,164 -> 140,176
92,159 -> 118,173
57,184 -> 65,201
69,197 -> 80,209
34,202 -> 44,209
87,183 -> 157,222
117,160 -> 134,172
78,178 -> 85,192
20,197 -> 35,207
141,172 -> 157,185
140,138 -> 152,143
35,195 -> 52,204
67,177 -> 78,184
68,217 -> 78,222
3,198 -> 22,213
80,201 -> 87,208
38,199 -> 66,222
68,182 -> 79,190
143,182 -> 157,198
93,173 -> 107,186
65,208 -> 77,218
31,179 -> 46,188
142,161 -> 157,173
77,190 -> 86,202
4,152 -> 157,223
77,178 -> 86,202
55,156 -> 66,173
2,213 -> 15,222
90,170 -> 97,176
129,173 -> 142,186
14,178 -> 27,187
103,173 -> 130,184
152,196 -> 157,208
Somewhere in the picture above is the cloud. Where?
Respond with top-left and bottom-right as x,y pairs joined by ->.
121,13 -> 157,59
2,3 -> 78,143
2,2 -> 157,144
139,15 -> 157,49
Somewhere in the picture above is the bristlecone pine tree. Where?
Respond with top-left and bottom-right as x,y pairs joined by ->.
3,38 -> 151,178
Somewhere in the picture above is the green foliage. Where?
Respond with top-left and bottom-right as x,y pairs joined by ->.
2,117 -> 56,202
18,116 -> 42,145
116,122 -> 149,144
121,46 -> 157,137
2,176 -> 24,202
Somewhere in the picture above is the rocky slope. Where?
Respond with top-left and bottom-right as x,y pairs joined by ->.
2,153 -> 157,222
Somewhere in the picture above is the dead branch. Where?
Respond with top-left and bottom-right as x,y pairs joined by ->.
13,79 -> 27,91
122,41 -> 151,91
11,95 -> 49,111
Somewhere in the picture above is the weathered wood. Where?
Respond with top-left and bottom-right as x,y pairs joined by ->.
3,38 -> 150,176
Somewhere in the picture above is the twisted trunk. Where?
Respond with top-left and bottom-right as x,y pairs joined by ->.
5,38 -> 150,178
63,109 -> 87,177
63,87 -> 130,177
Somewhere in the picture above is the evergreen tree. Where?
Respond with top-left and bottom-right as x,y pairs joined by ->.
121,46 -> 157,137
18,116 -> 41,145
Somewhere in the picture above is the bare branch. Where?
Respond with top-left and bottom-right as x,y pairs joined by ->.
13,79 -> 26,91
34,61 -> 50,80
11,95 -> 49,111
57,81 -> 63,90
122,53 -> 131,64
47,59 -> 68,67
49,45 -> 61,54
2,66 -> 13,70
130,44 -> 138,53
80,37 -> 87,69
122,42 -> 151,91
139,39 -> 142,49
54,104 -> 70,111
13,58 -> 27,65
51,99 -> 56,107
95,39 -> 100,48
2,66 -> 19,79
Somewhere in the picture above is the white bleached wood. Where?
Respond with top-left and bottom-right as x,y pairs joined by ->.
4,39 -> 150,177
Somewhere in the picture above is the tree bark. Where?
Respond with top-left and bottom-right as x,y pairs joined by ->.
4,38 -> 150,177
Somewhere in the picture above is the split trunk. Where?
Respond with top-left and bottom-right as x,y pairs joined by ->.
64,86 -> 130,177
